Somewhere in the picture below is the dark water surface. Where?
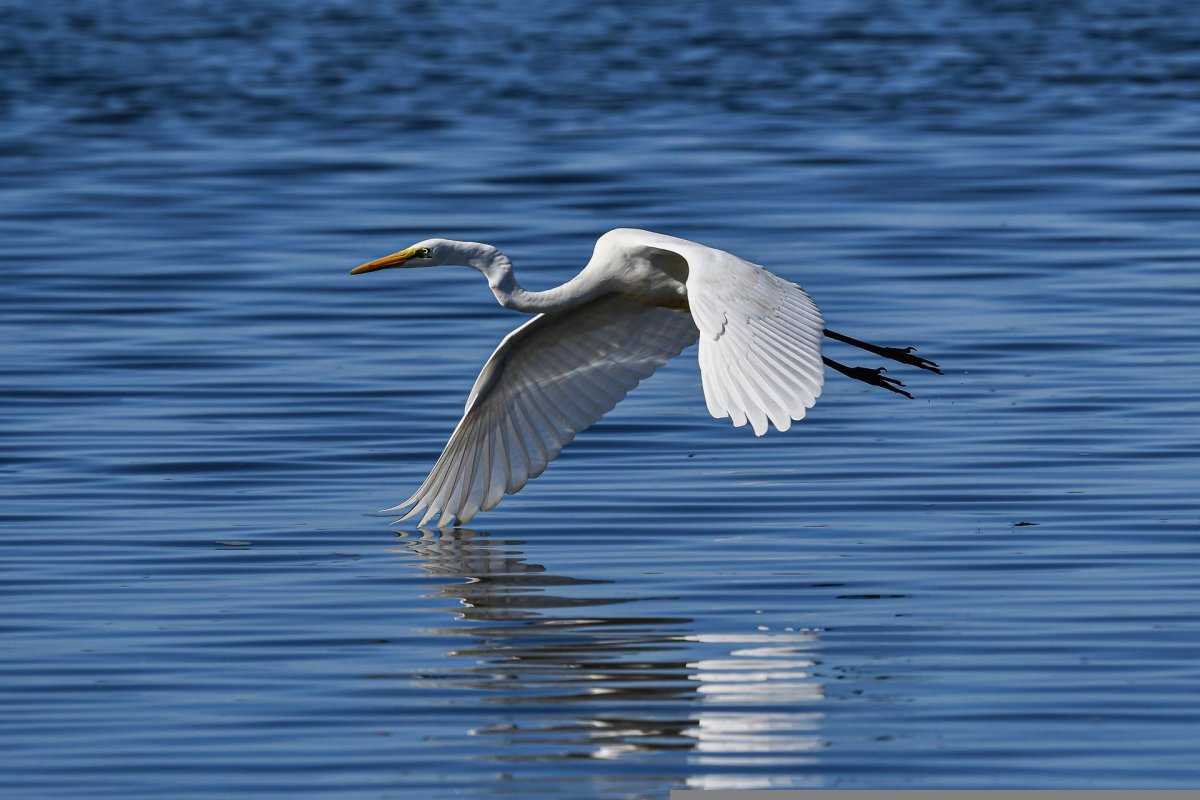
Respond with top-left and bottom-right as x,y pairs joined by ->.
4,1 -> 1200,796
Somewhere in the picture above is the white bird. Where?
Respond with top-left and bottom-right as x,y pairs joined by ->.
350,228 -> 940,527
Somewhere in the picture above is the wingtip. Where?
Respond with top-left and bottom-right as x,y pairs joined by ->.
376,501 -> 420,520
377,493 -> 420,515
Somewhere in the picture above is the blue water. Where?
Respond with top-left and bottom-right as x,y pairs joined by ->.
4,1 -> 1200,796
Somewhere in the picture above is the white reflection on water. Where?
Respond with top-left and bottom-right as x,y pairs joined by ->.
685,633 -> 825,781
392,529 -> 828,781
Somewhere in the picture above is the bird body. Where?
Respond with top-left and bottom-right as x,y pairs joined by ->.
350,229 -> 939,527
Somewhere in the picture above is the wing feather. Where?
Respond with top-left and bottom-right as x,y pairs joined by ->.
682,241 -> 824,435
596,229 -> 825,436
482,425 -> 508,512
502,412 -> 531,491
390,295 -> 699,526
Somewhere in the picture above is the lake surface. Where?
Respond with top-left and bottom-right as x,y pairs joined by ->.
3,1 -> 1200,796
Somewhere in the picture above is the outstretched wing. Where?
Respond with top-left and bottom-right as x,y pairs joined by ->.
388,295 -> 699,527
603,229 -> 825,436
687,246 -> 824,435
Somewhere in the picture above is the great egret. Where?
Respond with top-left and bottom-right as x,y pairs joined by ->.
350,229 -> 940,527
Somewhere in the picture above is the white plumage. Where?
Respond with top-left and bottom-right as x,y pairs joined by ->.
350,228 -> 937,527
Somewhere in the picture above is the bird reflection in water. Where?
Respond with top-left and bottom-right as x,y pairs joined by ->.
389,529 -> 829,786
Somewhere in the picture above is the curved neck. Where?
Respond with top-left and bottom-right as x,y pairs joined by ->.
470,247 -> 602,314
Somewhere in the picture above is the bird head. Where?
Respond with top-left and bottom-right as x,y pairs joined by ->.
349,238 -> 450,274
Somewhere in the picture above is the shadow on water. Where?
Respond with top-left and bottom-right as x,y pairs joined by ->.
387,528 -> 828,789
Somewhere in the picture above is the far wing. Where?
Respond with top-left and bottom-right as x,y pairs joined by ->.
388,296 -> 699,527
650,234 -> 824,435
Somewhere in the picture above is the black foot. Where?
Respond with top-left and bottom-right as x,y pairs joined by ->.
870,345 -> 942,375
823,356 -> 914,399
824,329 -> 943,374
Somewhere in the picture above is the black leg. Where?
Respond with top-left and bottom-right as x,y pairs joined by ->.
822,356 -> 914,399
824,329 -> 942,374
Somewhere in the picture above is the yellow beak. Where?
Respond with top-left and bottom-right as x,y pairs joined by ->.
349,246 -> 421,275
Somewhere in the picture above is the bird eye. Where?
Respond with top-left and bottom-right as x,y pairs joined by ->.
416,248 -> 431,258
